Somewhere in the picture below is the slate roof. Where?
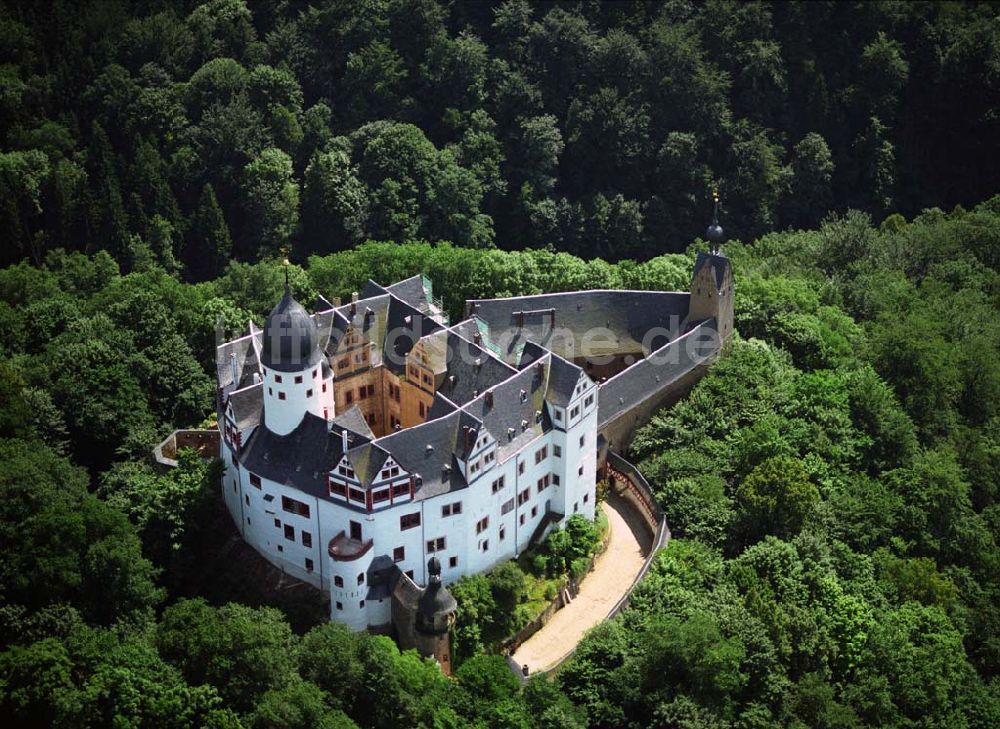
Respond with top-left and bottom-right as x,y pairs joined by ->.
241,414 -> 370,501
373,410 -> 470,501
332,405 -> 374,440
459,363 -> 548,463
467,290 -> 691,363
229,383 -> 262,430
216,328 -> 262,392
436,332 -> 518,405
346,441 -> 391,485
545,352 -> 586,407
597,319 -> 721,429
693,252 -> 730,291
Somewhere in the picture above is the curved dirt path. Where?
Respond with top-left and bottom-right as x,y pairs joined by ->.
511,492 -> 651,674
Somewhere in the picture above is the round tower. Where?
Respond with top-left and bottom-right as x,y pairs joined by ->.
415,556 -> 457,674
261,277 -> 333,435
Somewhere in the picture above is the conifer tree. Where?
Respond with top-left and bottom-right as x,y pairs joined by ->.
185,183 -> 232,281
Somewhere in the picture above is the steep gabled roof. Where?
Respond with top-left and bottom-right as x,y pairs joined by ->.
460,363 -> 547,462
241,414 -> 370,500
693,252 -> 731,291
436,332 -> 517,406
229,383 -> 262,430
372,410 -> 469,501
545,352 -> 588,407
332,405 -> 374,440
346,441 -> 391,487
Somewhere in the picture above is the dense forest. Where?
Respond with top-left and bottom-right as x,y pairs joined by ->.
3,1 -> 1000,727
2,0 -> 999,273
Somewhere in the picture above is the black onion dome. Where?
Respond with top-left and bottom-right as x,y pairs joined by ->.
261,289 -> 323,372
706,221 -> 725,245
418,556 -> 457,623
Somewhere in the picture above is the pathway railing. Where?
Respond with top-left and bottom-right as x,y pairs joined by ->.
603,451 -> 670,619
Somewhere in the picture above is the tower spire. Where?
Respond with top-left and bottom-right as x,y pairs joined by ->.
706,190 -> 725,255
283,259 -> 290,296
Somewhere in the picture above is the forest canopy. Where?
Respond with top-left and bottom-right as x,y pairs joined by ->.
1,0 -> 999,275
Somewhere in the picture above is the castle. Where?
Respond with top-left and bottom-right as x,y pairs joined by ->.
215,236 -> 733,670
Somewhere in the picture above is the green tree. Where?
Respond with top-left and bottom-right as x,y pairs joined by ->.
735,456 -> 819,545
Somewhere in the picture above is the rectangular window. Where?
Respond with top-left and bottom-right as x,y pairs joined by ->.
449,556 -> 458,568
519,514 -> 525,525
274,518 -> 281,528
531,505 -> 538,518
357,572 -> 365,585
499,526 -> 506,541
306,389 -> 313,397
322,383 -> 327,393
481,540 -> 489,552
345,390 -> 353,404
275,375 -> 282,383
584,493 -> 590,503
553,445 -> 562,458
305,558 -> 314,572
442,501 -> 462,517
553,473 -> 561,486
372,488 -> 390,504
284,524 -> 294,540
278,392 -> 286,400
518,461 -> 525,475
534,446 -> 548,464
367,384 -> 375,396
585,394 -> 594,407
249,473 -> 262,489
329,480 -> 347,497
419,402 -> 426,417
501,498 -> 515,515
518,488 -> 530,506
578,465 -> 584,476
349,488 -> 366,503
294,375 -> 303,384
338,358 -> 349,369
336,601 -> 343,611
400,512 -> 421,530
571,405 -> 580,418
579,434 -> 585,447
302,531 -> 312,548
392,482 -> 410,498
475,516 -> 489,534
537,474 -> 551,493
359,386 -> 367,400
427,537 -> 446,552
281,496 -> 310,518
334,575 -> 343,587
393,546 -> 405,562
491,476 -> 505,494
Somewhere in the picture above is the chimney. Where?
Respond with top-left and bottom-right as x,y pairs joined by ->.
473,332 -> 482,346
350,301 -> 356,317
351,291 -> 358,303
464,426 -> 474,454
516,311 -> 525,329
340,428 -> 348,453
230,352 -> 239,387
550,309 -> 556,328
485,390 -> 494,408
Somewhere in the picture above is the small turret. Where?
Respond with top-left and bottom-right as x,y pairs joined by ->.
688,193 -> 735,341
706,190 -> 725,254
